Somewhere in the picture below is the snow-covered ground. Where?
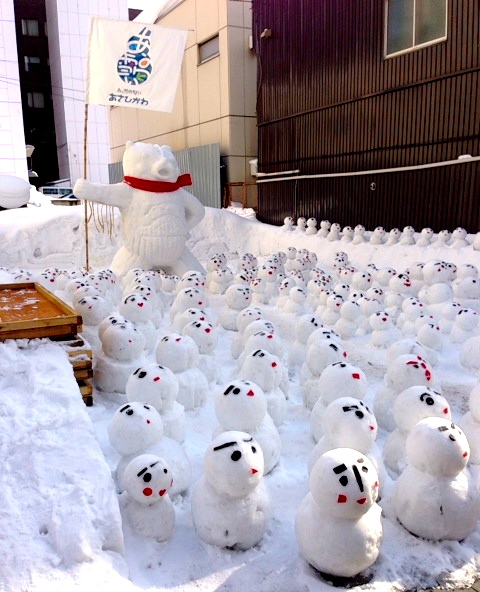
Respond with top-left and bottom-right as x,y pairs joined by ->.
0,198 -> 480,591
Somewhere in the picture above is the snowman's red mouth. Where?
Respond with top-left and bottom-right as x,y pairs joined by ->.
357,498 -> 367,505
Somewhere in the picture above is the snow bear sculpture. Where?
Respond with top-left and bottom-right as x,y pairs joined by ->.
73,141 -> 205,279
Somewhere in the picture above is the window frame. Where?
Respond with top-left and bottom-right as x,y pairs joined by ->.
24,56 -> 41,72
27,91 -> 45,109
198,34 -> 220,65
21,19 -> 40,37
384,0 -> 448,59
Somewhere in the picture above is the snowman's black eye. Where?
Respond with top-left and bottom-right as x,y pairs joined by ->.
164,468 -> 168,474
231,450 -> 242,461
143,405 -> 150,410
143,473 -> 152,483
251,446 -> 257,453
138,371 -> 147,379
126,409 -> 134,415
233,388 -> 241,395
355,411 -> 364,419
339,476 -> 348,486
449,435 -> 456,442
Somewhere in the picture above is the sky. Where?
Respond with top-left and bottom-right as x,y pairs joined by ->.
0,197 -> 479,591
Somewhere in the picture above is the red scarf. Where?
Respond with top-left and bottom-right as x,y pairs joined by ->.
123,173 -> 192,193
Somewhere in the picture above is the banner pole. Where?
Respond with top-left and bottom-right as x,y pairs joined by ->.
83,102 -> 90,271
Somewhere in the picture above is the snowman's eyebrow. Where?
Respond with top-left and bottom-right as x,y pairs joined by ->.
136,461 -> 159,477
352,465 -> 364,492
243,437 -> 253,443
333,464 -> 347,474
213,441 -> 237,451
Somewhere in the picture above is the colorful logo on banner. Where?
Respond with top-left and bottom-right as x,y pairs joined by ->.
117,27 -> 153,85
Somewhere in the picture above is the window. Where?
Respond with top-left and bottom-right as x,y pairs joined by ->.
386,0 -> 447,56
24,56 -> 41,72
21,19 -> 39,36
198,35 -> 219,64
27,92 -> 45,108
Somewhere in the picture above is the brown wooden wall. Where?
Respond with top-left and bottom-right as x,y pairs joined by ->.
252,0 -> 480,232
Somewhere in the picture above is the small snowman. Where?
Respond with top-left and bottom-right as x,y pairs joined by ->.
207,268 -> 234,295
386,227 -> 401,246
288,314 -> 324,370
169,287 -> 208,321
334,300 -> 361,339
327,222 -> 342,242
125,363 -> 185,443
119,454 -> 175,540
296,448 -> 382,584
74,295 -> 110,351
431,229 -> 451,247
459,384 -> 480,465
119,293 -> 157,353
369,226 -> 386,245
393,417 -> 480,541
282,286 -> 308,315
296,217 -> 307,232
155,333 -> 208,410
341,226 -> 354,242
95,321 -> 147,394
230,307 -> 267,359
213,379 -> 281,474
369,310 -> 400,348
308,398 -> 386,493
352,224 -> 366,245
108,402 -> 191,497
171,306 -> 210,332
218,284 -> 253,330
416,227 -> 434,247
383,386 -> 451,475
399,225 -> 416,245
250,277 -> 269,305
450,308 -> 479,343
305,217 -> 317,235
182,319 -> 219,382
282,216 -> 295,231
374,353 -> 435,431
450,226 -> 469,248
238,349 -> 287,426
190,431 -> 269,550
317,220 -> 331,238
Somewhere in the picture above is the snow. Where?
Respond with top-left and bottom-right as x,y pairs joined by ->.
1,199 -> 480,591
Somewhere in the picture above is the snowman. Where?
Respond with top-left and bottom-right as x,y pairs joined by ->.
369,226 -> 386,245
308,398 -> 387,493
126,282 -> 164,328
95,321 -> 147,393
393,417 -> 480,541
190,431 -> 269,550
238,328 -> 285,369
416,227 -> 434,247
334,301 -> 361,339
108,401 -> 191,497
182,319 -> 219,382
282,286 -> 308,315
230,307 -> 267,359
385,227 -> 401,246
396,296 -> 425,335
317,220 -> 331,238
459,335 -> 480,371
169,287 -> 208,321
383,386 -> 451,475
450,226 -> 469,248
295,217 -> 307,232
352,224 -> 366,245
400,225 -> 416,245
250,277 -> 269,305
450,308 -> 479,343
374,353 -> 436,431
305,217 -> 317,235
155,333 -> 208,410
453,276 -> 480,306
341,226 -> 354,242
218,284 -> 253,330
320,293 -> 344,325
118,293 -> 157,353
238,349 -> 287,426
74,295 -> 111,351
368,310 -> 399,348
327,222 -> 342,242
125,363 -> 185,443
119,454 -> 175,540
288,314 -> 324,370
207,268 -> 234,295
295,448 -> 382,584
432,229 -> 452,247
213,379 -> 281,474
171,306 -> 211,332
459,384 -> 480,465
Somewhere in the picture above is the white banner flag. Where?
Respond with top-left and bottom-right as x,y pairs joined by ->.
86,17 -> 188,112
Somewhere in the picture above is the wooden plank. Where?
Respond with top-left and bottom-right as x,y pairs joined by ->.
0,283 -> 82,341
73,368 -> 94,381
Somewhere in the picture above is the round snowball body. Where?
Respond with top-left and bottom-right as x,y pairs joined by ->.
318,362 -> 368,408
0,175 -> 31,208
108,402 -> 163,456
204,431 -> 264,499
406,417 -> 469,477
215,379 -> 267,432
393,386 -> 450,432
123,454 -> 173,505
126,363 -> 179,411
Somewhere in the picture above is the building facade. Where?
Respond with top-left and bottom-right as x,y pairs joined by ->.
109,0 -> 258,207
253,0 -> 480,232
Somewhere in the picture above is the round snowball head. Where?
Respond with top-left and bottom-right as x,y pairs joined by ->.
386,354 -> 434,392
101,322 -> 146,361
126,363 -> 179,411
393,386 -> 450,432
215,379 -> 267,432
319,362 -> 367,407
98,313 -> 128,340
108,402 -> 163,456
406,417 -> 469,476
309,448 -> 379,519
322,397 -> 377,451
183,319 -> 218,354
123,454 -> 173,505
204,431 -> 264,498
119,293 -> 153,323
236,307 -> 266,333
155,332 -> 199,372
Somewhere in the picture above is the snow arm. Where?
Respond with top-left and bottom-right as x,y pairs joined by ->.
73,179 -> 131,209
183,192 -> 205,231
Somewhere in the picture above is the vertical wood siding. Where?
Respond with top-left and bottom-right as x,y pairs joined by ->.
253,0 -> 480,232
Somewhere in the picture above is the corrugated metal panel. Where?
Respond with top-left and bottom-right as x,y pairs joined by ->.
253,0 -> 479,229
108,143 -> 221,208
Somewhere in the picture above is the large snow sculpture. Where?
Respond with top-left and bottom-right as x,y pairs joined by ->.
73,141 -> 205,278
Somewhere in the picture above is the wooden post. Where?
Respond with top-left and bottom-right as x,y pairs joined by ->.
83,102 -> 90,271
